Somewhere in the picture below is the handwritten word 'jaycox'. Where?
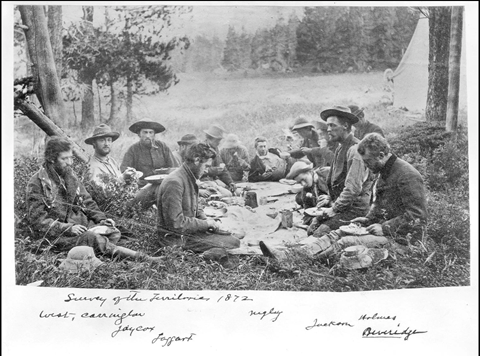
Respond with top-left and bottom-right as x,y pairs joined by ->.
362,324 -> 427,341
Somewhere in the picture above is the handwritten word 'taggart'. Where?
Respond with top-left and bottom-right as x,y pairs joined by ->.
305,318 -> 354,330
362,324 -> 427,341
249,308 -> 283,322
152,332 -> 196,347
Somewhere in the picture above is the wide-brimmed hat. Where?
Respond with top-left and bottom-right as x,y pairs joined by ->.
177,134 -> 198,146
286,160 -> 313,180
59,246 -> 103,273
339,245 -> 388,270
85,124 -> 120,145
129,118 -> 166,134
320,105 -> 359,124
291,116 -> 315,131
348,105 -> 365,120
203,125 -> 226,139
313,119 -> 328,132
223,134 -> 241,149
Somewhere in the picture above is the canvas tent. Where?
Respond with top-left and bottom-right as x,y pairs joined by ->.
392,17 -> 467,112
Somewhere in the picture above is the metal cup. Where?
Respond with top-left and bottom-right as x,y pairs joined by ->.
244,191 -> 258,208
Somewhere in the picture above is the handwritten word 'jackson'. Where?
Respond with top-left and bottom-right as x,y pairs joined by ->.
362,325 -> 427,340
305,318 -> 354,330
152,332 -> 196,347
249,308 -> 283,322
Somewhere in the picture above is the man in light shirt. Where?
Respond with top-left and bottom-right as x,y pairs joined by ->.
248,136 -> 287,182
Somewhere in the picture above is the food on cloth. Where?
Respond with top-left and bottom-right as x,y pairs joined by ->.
339,223 -> 370,236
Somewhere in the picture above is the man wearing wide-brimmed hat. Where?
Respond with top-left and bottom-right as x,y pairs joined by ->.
348,104 -> 384,140
219,134 -> 250,182
85,124 -> 135,186
173,133 -> 198,164
201,125 -> 235,195
305,105 -> 374,237
120,118 -> 179,209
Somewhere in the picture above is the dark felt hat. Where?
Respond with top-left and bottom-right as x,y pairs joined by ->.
177,134 -> 199,146
203,125 -> 226,139
129,118 -> 166,134
85,124 -> 120,145
320,105 -> 359,124
348,105 -> 365,120
291,116 -> 315,131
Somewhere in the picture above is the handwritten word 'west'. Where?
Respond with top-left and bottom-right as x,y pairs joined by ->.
305,319 -> 354,330
249,308 -> 283,322
152,332 -> 196,347
359,313 -> 397,321
362,324 -> 427,340
64,293 -> 107,307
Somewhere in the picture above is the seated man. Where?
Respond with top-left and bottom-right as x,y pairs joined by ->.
173,134 -> 198,165
220,134 -> 250,182
85,124 -> 136,187
248,136 -> 287,182
349,105 -> 385,140
156,143 -> 241,254
26,136 -> 161,262
201,125 -> 235,197
121,118 -> 179,209
260,133 -> 427,261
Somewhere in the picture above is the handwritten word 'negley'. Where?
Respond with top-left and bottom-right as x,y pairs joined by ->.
249,308 -> 283,322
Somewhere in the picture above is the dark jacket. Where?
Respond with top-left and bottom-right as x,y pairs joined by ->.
26,166 -> 106,243
157,163 -> 209,237
201,144 -> 233,186
120,140 -> 178,187
309,142 -> 337,169
220,146 -> 250,182
327,133 -> 373,216
354,121 -> 384,140
366,155 -> 427,237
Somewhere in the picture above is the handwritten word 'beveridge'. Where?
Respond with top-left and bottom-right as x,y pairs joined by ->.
81,309 -> 145,325
305,318 -> 354,331
152,332 -> 196,347
362,324 -> 427,341
249,308 -> 283,322
64,293 -> 108,307
358,313 -> 397,321
111,324 -> 155,338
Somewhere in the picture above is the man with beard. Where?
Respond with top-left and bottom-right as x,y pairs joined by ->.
157,143 -> 241,255
219,134 -> 250,182
121,118 -> 179,209
26,136 -> 162,262
85,124 -> 136,187
258,133 -> 427,261
308,105 -> 374,236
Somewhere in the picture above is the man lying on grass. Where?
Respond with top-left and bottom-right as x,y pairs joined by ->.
260,133 -> 428,263
156,142 -> 241,260
26,136 -> 162,263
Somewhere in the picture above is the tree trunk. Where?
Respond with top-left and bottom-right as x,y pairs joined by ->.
79,5 -> 95,130
19,5 -> 66,126
426,7 -> 452,122
47,5 -> 62,78
446,7 -> 463,132
107,82 -> 121,125
126,76 -> 133,122
15,98 -> 89,163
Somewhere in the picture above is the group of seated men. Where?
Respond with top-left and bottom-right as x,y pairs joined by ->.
25,104 -> 426,267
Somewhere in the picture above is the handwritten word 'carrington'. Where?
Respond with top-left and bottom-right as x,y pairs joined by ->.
359,313 -> 397,321
81,310 -> 145,325
305,318 -> 354,331
152,332 -> 196,347
249,308 -> 283,322
362,325 -> 427,340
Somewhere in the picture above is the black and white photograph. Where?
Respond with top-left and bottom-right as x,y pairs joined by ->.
3,1 -> 478,355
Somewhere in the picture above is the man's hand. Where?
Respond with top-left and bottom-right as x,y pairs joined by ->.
228,183 -> 236,192
217,163 -> 226,172
71,224 -> 87,236
199,189 -> 212,198
261,171 -> 273,179
366,223 -> 384,236
316,194 -> 331,207
323,207 -> 336,218
207,219 -> 220,232
350,217 -> 370,226
100,219 -> 116,227
317,167 -> 330,176
123,167 -> 136,181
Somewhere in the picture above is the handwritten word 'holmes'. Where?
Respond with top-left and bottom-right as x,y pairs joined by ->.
305,318 -> 354,330
111,324 -> 155,338
359,313 -> 397,321
64,293 -> 108,307
249,308 -> 283,322
362,325 -> 427,340
152,332 -> 196,347
81,309 -> 145,325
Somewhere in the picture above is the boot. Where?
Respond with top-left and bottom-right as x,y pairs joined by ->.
259,241 -> 289,261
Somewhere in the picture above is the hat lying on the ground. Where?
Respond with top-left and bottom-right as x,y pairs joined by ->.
59,246 -> 103,273
286,160 -> 313,180
339,245 -> 388,270
85,124 -> 120,145
129,118 -> 166,134
320,105 -> 359,124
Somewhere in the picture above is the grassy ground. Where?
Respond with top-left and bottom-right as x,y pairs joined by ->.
12,71 -> 471,291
